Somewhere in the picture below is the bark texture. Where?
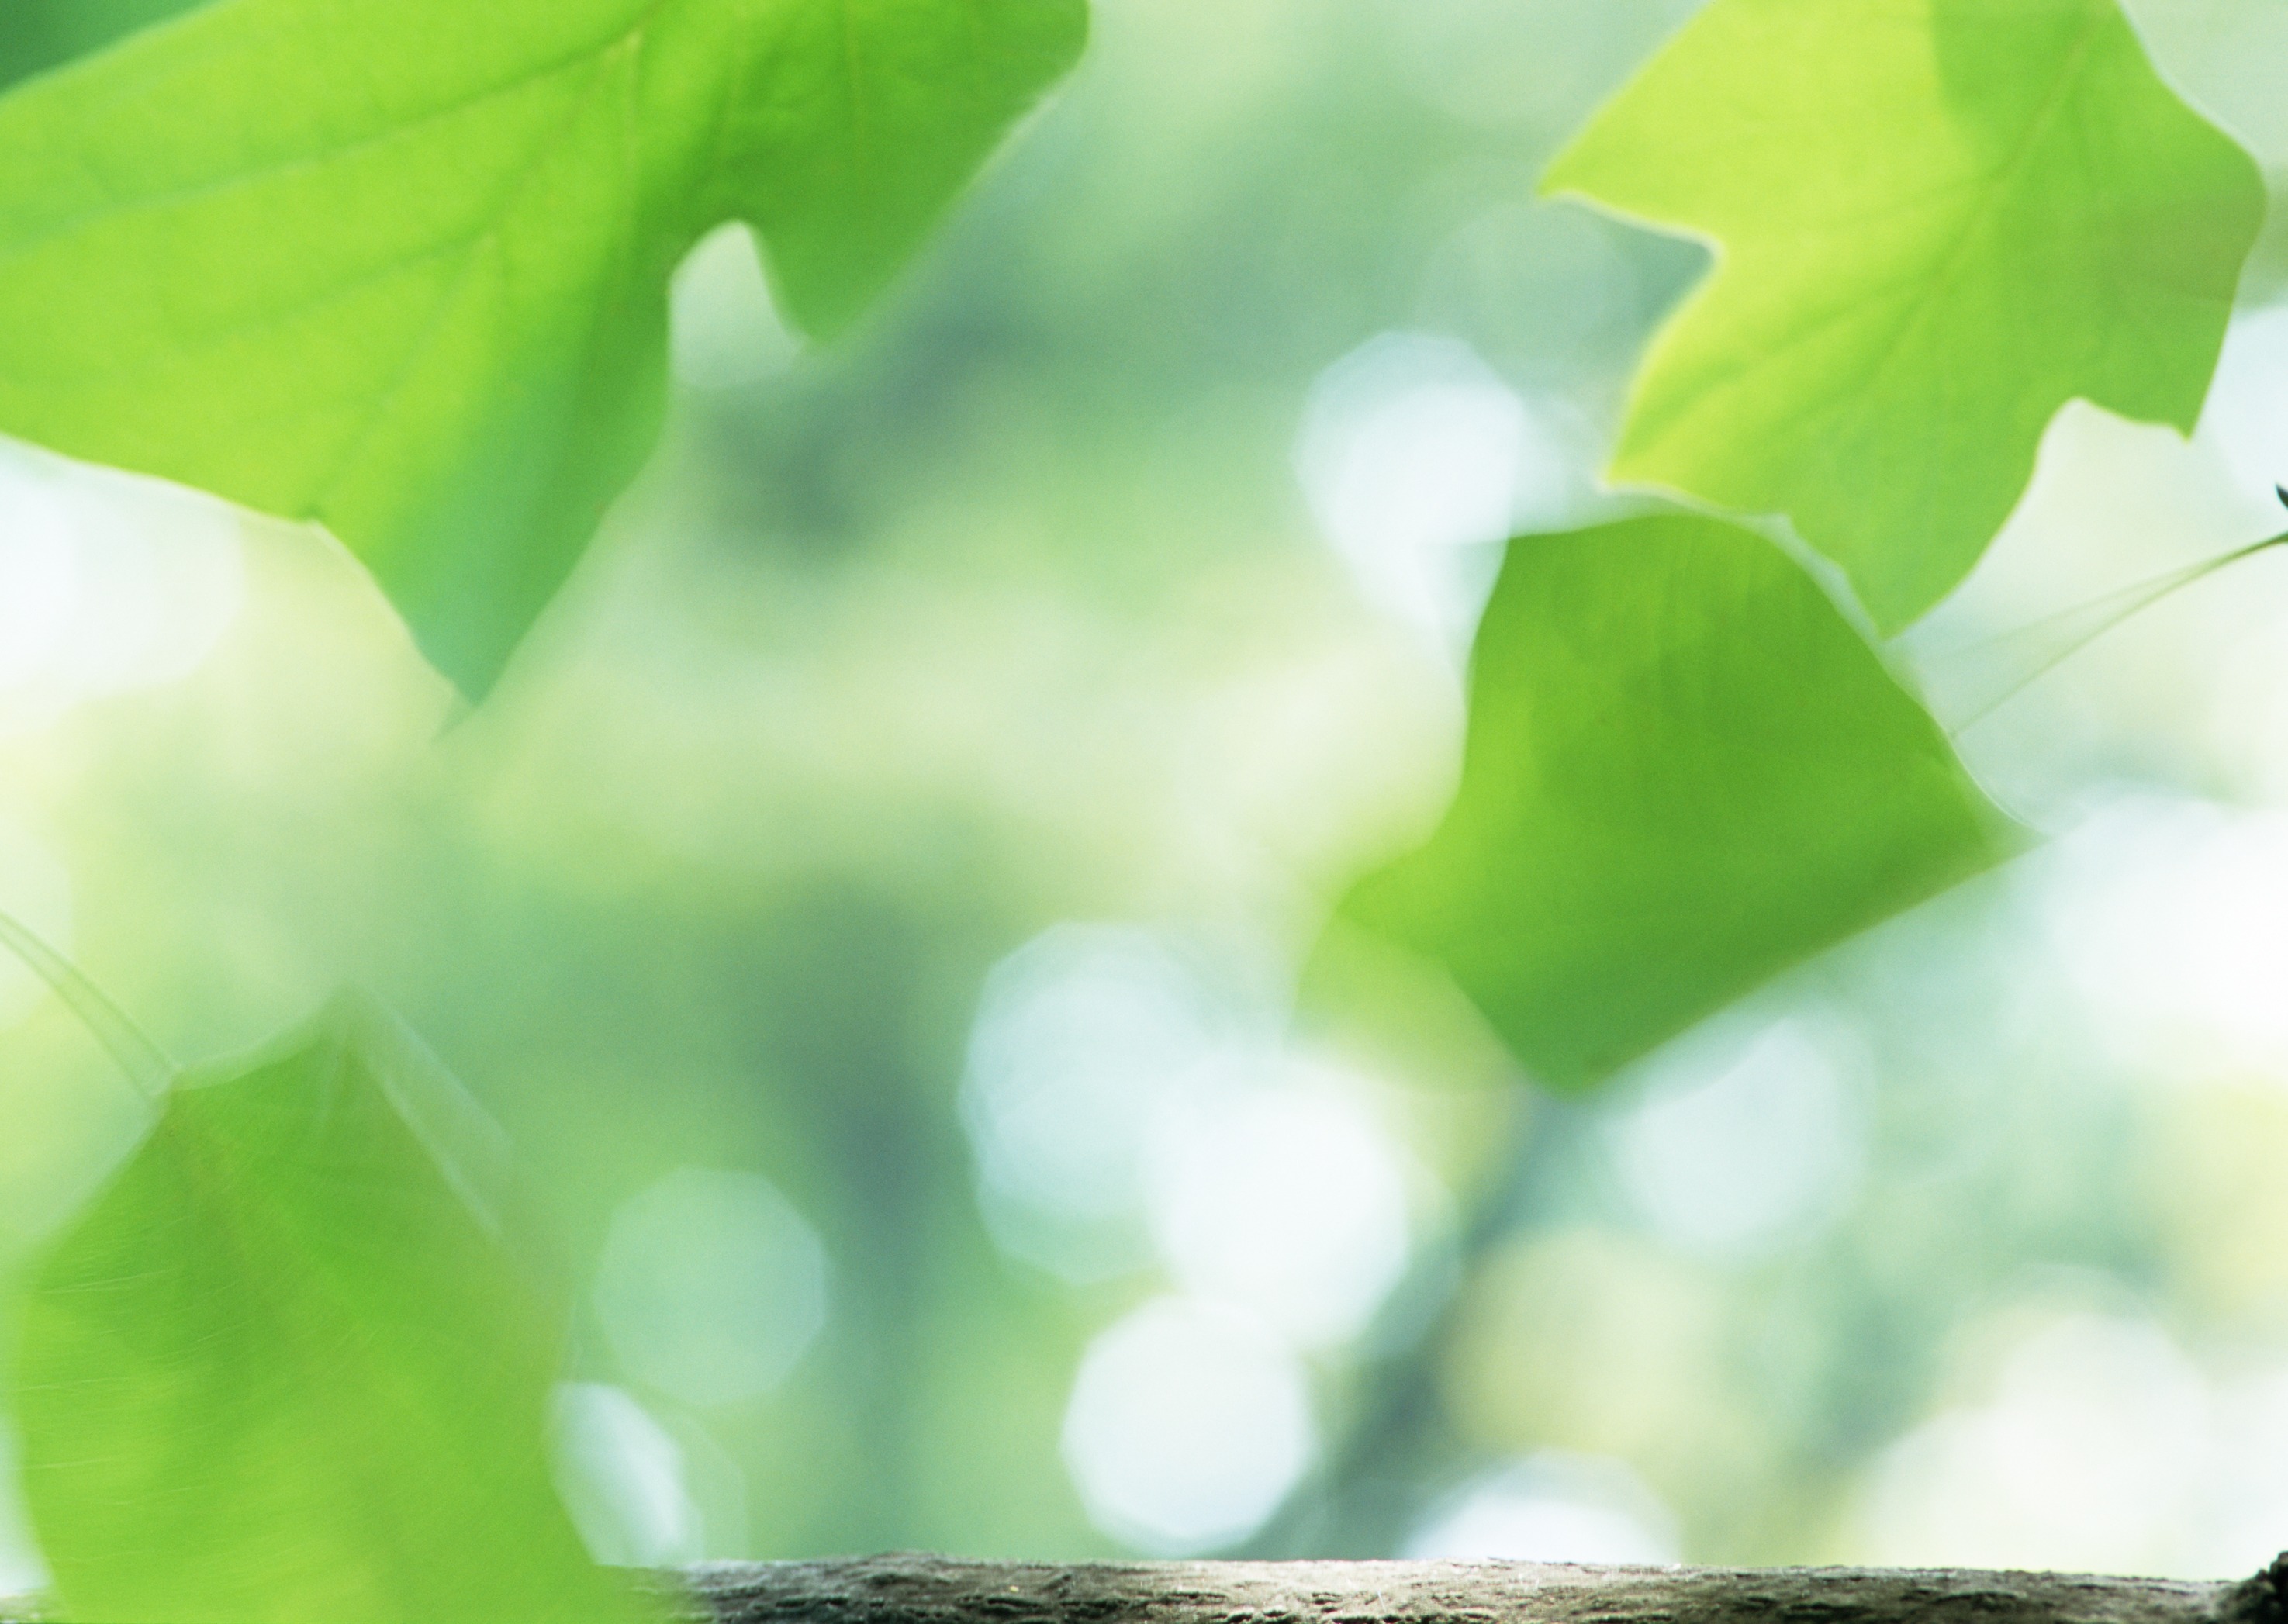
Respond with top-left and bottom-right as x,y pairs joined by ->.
647,1555 -> 2288,1624
8,1555 -> 2285,1624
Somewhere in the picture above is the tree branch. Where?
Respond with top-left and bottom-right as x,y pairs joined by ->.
641,1555 -> 2285,1624
9,1555 -> 2284,1624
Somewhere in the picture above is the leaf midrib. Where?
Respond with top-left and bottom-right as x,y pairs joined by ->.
305,29 -> 650,522
1619,12 -> 2108,474
1839,12 -> 2106,415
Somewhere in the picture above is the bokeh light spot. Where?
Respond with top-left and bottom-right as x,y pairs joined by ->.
1857,1315 -> 2208,1571
594,1168 -> 828,1408
1146,1058 -> 1414,1350
0,441 -> 242,736
962,924 -> 1234,1281
551,1382 -> 706,1567
1295,333 -> 1595,652
1606,1018 -> 1868,1258
1061,1296 -> 1315,1554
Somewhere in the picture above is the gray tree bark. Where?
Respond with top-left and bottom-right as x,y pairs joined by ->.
9,1556 -> 2285,1623
639,1555 -> 2286,1624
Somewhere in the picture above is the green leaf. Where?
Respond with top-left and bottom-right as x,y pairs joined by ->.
0,0 -> 1087,695
1544,0 -> 2261,633
1326,512 -> 2020,1091
0,0 -> 208,92
14,991 -> 641,1624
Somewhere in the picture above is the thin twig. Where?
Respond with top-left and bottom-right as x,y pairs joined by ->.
0,906 -> 175,1100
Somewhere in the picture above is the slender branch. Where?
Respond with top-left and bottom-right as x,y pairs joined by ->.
635,1555 -> 2286,1624
1922,527 -> 2288,731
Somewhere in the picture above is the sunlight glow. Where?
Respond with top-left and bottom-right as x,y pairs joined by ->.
1857,1315 -> 2209,1572
2199,302 -> 2288,515
2048,795 -> 2288,1083
0,441 -> 243,736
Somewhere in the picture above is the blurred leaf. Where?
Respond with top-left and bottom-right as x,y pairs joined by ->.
15,990 -> 641,1624
1329,512 -> 2020,1090
0,0 -> 206,91
0,0 -> 1087,696
1544,0 -> 2259,632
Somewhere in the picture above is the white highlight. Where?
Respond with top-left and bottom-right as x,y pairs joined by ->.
1608,1019 -> 1867,1257
962,925 -> 1230,1280
0,1418 -> 47,1598
2046,795 -> 2288,1083
594,1168 -> 829,1407
966,926 -> 1429,1550
2201,302 -> 2288,515
1406,1450 -> 1680,1563
1061,1296 -> 1315,1554
1146,1059 -> 1412,1351
1858,1315 -> 2209,1572
1859,1313 -> 2288,1571
0,441 -> 243,735
552,1383 -> 707,1567
963,926 -> 1419,1324
1295,333 -> 1592,651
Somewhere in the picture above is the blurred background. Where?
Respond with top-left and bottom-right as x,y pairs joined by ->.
12,0 -> 2288,1581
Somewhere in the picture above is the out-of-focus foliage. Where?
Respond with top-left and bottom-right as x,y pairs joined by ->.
1548,0 -> 2261,631
16,993 -> 641,1624
1325,511 -> 2014,1090
0,0 -> 1085,695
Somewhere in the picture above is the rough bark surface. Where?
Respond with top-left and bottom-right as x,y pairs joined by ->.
644,1555 -> 2288,1624
7,1555 -> 2286,1624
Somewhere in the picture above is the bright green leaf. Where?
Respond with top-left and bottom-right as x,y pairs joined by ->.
15,991 -> 642,1624
1544,0 -> 2261,632
1328,512 -> 2020,1091
0,0 -> 1087,695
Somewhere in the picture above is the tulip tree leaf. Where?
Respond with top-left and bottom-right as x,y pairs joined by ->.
1544,0 -> 2261,633
0,0 -> 1087,696
14,991 -> 641,1624
1329,513 -> 2020,1091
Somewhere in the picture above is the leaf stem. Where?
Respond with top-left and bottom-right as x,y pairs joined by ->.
0,907 -> 174,1101
1937,528 -> 2288,731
